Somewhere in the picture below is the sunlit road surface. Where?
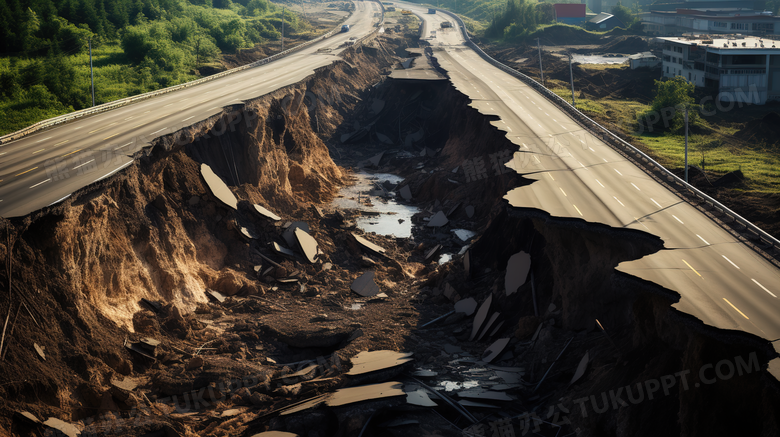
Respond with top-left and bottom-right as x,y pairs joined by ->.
0,0 -> 381,217
400,1 -> 780,376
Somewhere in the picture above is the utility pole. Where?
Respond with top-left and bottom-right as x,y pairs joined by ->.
88,37 -> 95,107
684,107 -> 689,183
281,7 -> 285,52
568,53 -> 576,107
536,38 -> 544,86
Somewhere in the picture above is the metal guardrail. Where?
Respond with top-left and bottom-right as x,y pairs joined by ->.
0,10 -> 355,146
437,8 -> 780,254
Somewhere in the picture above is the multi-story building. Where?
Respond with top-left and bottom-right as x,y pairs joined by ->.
659,35 -> 780,103
643,8 -> 780,36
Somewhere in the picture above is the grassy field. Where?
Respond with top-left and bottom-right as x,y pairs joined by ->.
548,80 -> 779,194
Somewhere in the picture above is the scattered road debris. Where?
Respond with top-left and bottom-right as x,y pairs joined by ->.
200,163 -> 238,209
350,271 -> 381,297
505,251 -> 531,295
294,228 -> 319,263
426,211 -> 449,227
33,343 -> 45,361
454,298 -> 477,315
347,350 -> 414,375
470,294 -> 493,341
482,338 -> 510,363
254,204 -> 282,221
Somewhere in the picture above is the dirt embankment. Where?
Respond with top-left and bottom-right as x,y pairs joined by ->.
0,32 -> 779,437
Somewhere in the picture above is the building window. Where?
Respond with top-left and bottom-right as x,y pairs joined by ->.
688,72 -> 691,80
667,66 -> 669,73
713,21 -> 727,28
752,23 -> 774,32
730,22 -> 748,30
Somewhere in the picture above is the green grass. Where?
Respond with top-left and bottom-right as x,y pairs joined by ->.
546,85 -> 779,193
638,134 -> 779,193
549,86 -> 605,115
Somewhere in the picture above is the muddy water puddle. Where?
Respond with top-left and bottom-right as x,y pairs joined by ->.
331,172 -> 420,238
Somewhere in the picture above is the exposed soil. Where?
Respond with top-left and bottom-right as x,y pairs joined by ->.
0,29 -> 779,437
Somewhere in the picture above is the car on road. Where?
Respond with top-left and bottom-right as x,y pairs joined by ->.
428,8 -> 436,13
341,24 -> 350,32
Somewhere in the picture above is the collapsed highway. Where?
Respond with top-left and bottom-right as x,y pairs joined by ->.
0,1 -> 779,436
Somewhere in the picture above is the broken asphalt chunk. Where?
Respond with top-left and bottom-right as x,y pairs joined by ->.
368,152 -> 384,167
458,399 -> 501,409
411,369 -> 438,377
505,251 -> 531,296
476,312 -> 500,342
273,242 -> 296,258
294,228 -> 319,263
279,394 -> 330,416
454,298 -> 477,316
482,338 -> 510,363
469,294 -> 493,341
489,321 -> 505,337
570,351 -> 590,385
406,388 -> 437,407
206,289 -> 227,303
34,343 -> 45,361
283,221 -> 310,249
326,381 -> 406,407
125,340 -> 156,362
457,389 -> 512,402
200,163 -> 237,210
17,411 -> 41,425
424,244 -> 442,262
351,232 -> 387,254
347,350 -> 414,375
350,271 -> 381,297
446,202 -> 461,217
399,185 -> 413,200
426,211 -> 448,227
254,204 -> 282,221
139,338 -> 160,353
43,418 -> 80,437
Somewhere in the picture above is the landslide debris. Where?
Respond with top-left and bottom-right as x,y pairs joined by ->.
1,30 -> 779,437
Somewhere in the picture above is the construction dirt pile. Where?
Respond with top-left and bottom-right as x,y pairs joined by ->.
0,31 -> 779,437
734,112 -> 780,146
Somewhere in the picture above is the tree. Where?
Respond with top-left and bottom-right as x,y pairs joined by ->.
640,76 -> 698,132
611,2 -> 636,28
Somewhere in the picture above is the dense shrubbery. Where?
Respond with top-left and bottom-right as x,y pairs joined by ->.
483,0 -> 554,40
0,0 -> 308,134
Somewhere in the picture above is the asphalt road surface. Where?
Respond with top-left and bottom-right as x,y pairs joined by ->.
0,0 -> 381,218
402,2 -> 780,376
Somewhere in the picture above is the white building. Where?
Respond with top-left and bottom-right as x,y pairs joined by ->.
659,35 -> 780,103
628,51 -> 661,69
643,9 -> 780,36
